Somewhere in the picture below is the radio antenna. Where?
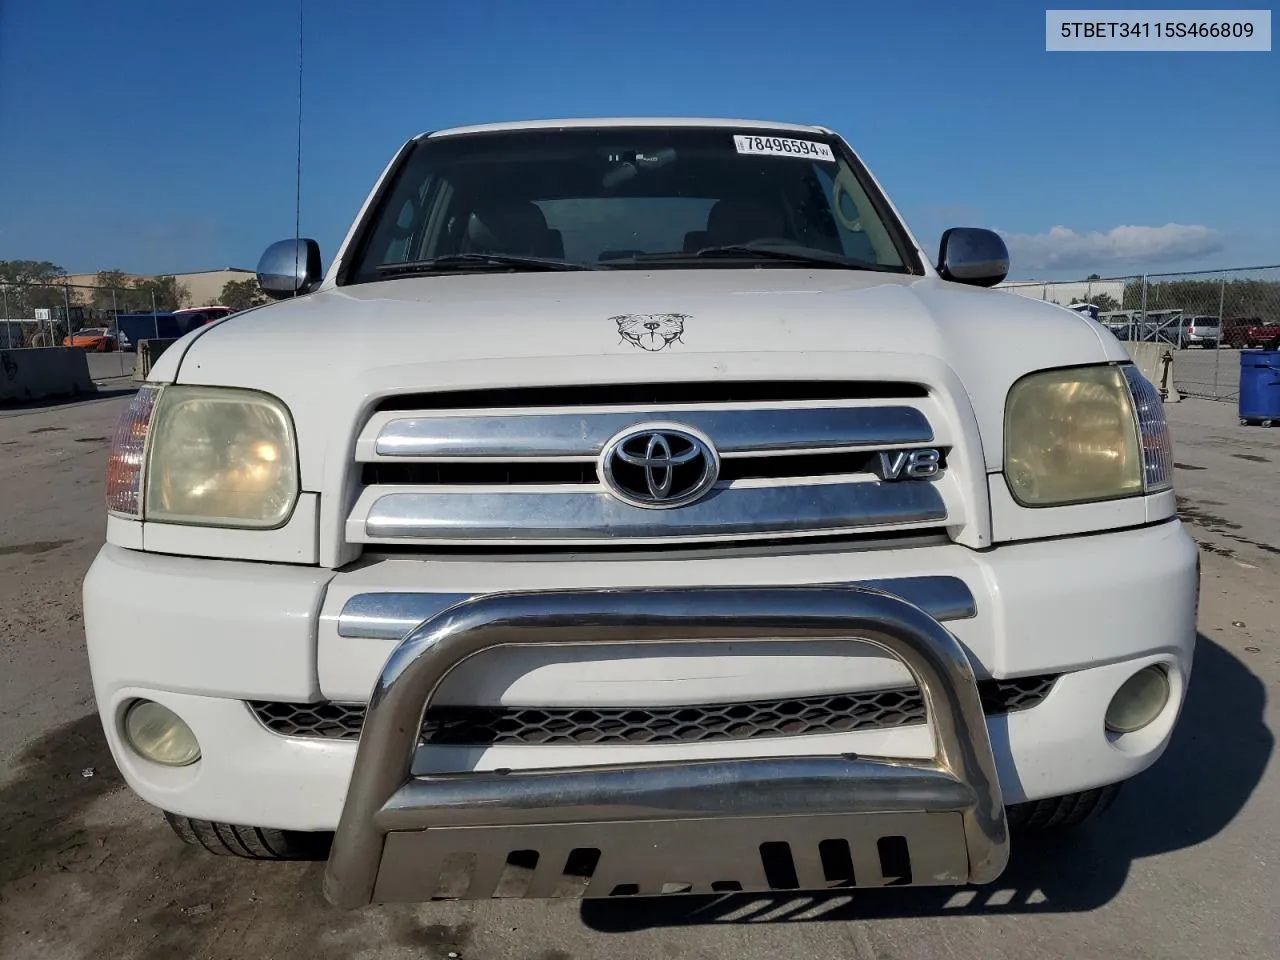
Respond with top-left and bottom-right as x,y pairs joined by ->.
292,0 -> 304,295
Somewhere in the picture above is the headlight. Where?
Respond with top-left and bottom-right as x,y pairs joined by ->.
1120,364 -> 1175,493
144,386 -> 299,527
106,385 -> 161,518
1004,364 -> 1172,507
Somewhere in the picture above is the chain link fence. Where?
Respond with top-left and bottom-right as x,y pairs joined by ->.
1,282 -> 168,342
4,269 -> 1280,396
1,280 -> 248,381
2,283 -> 159,381
999,265 -> 1280,401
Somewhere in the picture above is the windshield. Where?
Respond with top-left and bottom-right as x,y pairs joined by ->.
343,127 -> 917,283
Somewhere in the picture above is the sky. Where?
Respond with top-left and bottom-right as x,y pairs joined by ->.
0,0 -> 1276,281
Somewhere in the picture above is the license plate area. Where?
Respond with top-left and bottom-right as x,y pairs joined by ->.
371,811 -> 969,902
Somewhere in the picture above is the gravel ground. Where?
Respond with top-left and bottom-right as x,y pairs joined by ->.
0,390 -> 1275,960
1170,345 -> 1251,401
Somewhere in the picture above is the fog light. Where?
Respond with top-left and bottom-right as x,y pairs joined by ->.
124,700 -> 201,766
1105,666 -> 1170,734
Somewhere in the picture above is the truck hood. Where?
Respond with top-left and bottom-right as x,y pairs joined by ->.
162,269 -> 1123,483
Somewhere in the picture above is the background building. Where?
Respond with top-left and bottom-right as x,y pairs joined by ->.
996,278 -> 1129,308
61,268 -> 256,307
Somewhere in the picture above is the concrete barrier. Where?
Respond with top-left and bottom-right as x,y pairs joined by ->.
133,339 -> 180,381
1124,341 -> 1181,402
0,347 -> 96,404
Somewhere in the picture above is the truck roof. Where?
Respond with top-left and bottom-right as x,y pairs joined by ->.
420,117 -> 830,140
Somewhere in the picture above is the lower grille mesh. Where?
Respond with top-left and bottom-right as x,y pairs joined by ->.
247,675 -> 1057,746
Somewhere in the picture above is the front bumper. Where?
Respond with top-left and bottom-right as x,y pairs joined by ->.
324,587 -> 1007,906
83,520 -> 1199,837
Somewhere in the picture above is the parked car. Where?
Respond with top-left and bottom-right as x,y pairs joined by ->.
1244,319 -> 1280,348
85,117 -> 1197,907
1183,315 -> 1221,349
1221,317 -> 1256,348
63,327 -> 119,351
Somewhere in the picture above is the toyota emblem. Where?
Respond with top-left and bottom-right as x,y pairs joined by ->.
600,425 -> 720,509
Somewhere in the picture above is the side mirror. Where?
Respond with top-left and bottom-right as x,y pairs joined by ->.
937,228 -> 1009,287
257,238 -> 323,300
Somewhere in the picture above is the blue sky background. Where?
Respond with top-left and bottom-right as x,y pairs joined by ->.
0,0 -> 1275,280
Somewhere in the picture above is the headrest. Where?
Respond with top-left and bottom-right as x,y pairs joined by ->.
705,198 -> 787,247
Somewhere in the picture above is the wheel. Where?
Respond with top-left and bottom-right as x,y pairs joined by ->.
163,811 -> 332,860
1006,784 -> 1121,832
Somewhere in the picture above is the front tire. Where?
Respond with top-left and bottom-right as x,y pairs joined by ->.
1006,784 -> 1121,832
163,812 -> 332,860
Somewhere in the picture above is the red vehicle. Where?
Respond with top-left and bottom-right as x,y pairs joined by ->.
62,327 -> 119,351
1244,320 -> 1280,349
1220,318 -> 1278,349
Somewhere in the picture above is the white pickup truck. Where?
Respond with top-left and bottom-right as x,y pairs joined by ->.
84,118 -> 1198,907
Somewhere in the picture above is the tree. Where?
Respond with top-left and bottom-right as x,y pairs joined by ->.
0,259 -> 69,316
1086,273 -> 1101,281
219,278 -> 268,311
1072,292 -> 1120,311
92,270 -> 134,311
132,275 -> 190,312
0,260 -> 66,285
1120,277 -> 1280,323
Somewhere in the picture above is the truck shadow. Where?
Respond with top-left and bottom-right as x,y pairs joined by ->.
580,633 -> 1271,930
0,386 -> 137,414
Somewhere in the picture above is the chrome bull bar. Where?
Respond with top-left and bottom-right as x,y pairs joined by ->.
323,587 -> 1009,908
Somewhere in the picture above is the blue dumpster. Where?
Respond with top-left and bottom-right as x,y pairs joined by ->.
1239,351 -> 1280,424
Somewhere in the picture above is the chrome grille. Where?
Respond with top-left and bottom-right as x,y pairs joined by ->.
370,406 -> 933,458
347,383 -> 955,548
361,481 -> 946,542
247,675 -> 1057,744
362,449 -> 947,487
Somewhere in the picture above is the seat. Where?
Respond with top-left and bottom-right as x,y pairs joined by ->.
704,198 -> 788,248
544,228 -> 565,259
466,202 -> 563,258
682,230 -> 709,253
843,229 -> 876,262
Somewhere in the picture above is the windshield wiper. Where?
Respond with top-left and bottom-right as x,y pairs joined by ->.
376,253 -> 594,276
689,244 -> 899,271
601,243 -> 899,272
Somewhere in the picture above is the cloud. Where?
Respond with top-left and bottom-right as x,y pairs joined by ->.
911,203 -> 984,224
999,223 -> 1224,272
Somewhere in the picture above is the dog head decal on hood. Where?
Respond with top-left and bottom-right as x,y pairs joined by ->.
613,314 -> 689,352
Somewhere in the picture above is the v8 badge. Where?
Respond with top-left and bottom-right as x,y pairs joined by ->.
875,448 -> 942,481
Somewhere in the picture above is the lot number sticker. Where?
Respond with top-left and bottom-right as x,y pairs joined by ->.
733,135 -> 835,161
